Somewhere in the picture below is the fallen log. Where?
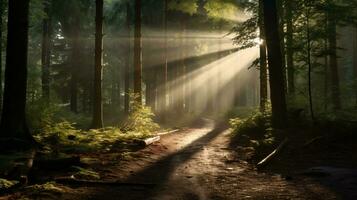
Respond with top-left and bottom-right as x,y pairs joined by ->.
135,136 -> 161,147
303,136 -> 324,148
157,129 -> 180,136
143,136 -> 160,146
55,177 -> 156,188
257,138 -> 288,169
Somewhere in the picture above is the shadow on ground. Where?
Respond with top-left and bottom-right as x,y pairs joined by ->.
90,121 -> 228,199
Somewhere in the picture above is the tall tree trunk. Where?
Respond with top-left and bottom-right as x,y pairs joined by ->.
82,88 -> 88,113
91,0 -> 104,129
41,0 -> 51,103
327,6 -> 341,110
263,0 -> 288,128
124,3 -> 130,115
285,0 -> 294,95
158,0 -> 168,114
133,0 -> 142,104
0,0 -> 35,143
259,0 -> 268,112
354,25 -> 357,108
0,0 -> 3,113
324,14 -> 329,110
305,3 -> 314,121
116,72 -> 121,109
178,17 -> 186,113
70,18 -> 80,113
277,0 -> 287,93
145,72 -> 156,108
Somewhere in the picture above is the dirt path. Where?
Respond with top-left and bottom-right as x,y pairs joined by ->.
57,119 -> 340,200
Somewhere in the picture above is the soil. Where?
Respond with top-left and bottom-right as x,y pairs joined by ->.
2,119 -> 355,200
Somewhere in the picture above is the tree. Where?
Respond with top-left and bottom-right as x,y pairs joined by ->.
124,2 -> 131,114
305,0 -> 315,121
0,0 -> 35,144
0,0 -> 3,112
258,0 -> 268,112
285,0 -> 295,95
133,0 -> 142,104
326,0 -> 341,110
91,0 -> 104,128
158,0 -> 168,114
52,0 -> 90,113
41,0 -> 52,103
355,26 -> 357,108
263,0 -> 288,128
70,16 -> 80,113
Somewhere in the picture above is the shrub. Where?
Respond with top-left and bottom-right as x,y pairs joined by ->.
120,93 -> 160,135
229,111 -> 270,136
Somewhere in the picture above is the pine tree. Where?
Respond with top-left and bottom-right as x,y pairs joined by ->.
0,0 -> 36,145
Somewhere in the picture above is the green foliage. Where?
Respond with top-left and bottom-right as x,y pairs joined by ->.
24,182 -> 66,197
121,92 -> 160,135
168,0 -> 198,15
231,0 -> 258,50
205,0 -> 240,21
27,98 -> 90,133
0,178 -> 18,189
35,121 -> 154,153
230,110 -> 276,148
229,111 -> 269,135
225,106 -> 258,119
27,92 -> 160,154
27,99 -> 59,132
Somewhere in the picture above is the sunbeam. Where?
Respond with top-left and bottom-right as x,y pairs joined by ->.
153,46 -> 259,115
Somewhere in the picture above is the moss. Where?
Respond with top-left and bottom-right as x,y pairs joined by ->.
71,166 -> 100,180
0,178 -> 19,189
26,182 -> 63,193
35,121 -> 157,154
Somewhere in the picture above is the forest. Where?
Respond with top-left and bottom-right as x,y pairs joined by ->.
0,0 -> 357,199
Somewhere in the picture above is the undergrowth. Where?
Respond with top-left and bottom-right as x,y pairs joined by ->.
120,94 -> 160,134
30,93 -> 160,154
229,108 -> 277,149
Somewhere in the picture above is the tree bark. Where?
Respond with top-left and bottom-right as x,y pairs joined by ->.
124,3 -> 131,115
277,0 -> 287,93
164,0 -> 169,111
91,0 -> 104,129
41,0 -> 51,103
179,16 -> 186,113
263,0 -> 288,128
327,6 -> 341,110
285,0 -> 294,95
259,0 -> 268,112
158,0 -> 168,114
354,25 -> 357,108
324,14 -> 329,110
145,72 -> 156,109
305,3 -> 315,121
70,18 -> 80,113
133,0 -> 142,104
0,0 -> 35,143
0,0 -> 3,112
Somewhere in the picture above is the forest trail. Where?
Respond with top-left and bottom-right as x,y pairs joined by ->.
59,119 -> 338,200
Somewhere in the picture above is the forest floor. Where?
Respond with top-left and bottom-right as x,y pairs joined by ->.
2,119 -> 356,200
